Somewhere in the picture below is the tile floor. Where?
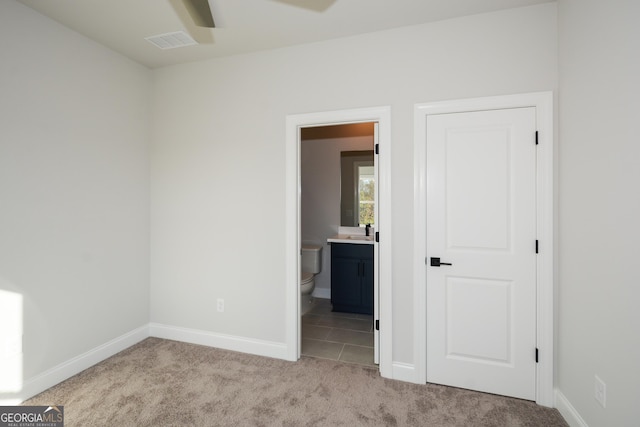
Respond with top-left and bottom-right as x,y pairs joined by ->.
301,298 -> 376,367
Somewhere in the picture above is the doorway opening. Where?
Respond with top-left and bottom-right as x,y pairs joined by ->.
300,123 -> 376,367
284,106 -> 392,378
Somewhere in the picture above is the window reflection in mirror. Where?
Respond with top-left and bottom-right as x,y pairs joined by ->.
357,165 -> 375,226
340,150 -> 374,227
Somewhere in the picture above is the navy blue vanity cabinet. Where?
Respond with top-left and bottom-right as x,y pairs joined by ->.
330,243 -> 374,315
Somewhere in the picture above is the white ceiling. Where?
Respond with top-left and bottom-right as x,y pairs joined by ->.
18,0 -> 553,69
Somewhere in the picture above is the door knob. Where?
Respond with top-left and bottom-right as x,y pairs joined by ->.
430,257 -> 452,267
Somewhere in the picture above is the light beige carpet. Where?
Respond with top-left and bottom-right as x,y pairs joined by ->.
24,338 -> 567,426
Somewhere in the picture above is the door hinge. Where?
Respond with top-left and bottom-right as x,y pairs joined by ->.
535,240 -> 539,254
535,348 -> 539,363
375,320 -> 379,331
375,232 -> 379,242
375,143 -> 379,154
535,131 -> 539,145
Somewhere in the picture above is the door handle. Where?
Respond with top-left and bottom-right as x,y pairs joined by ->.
430,257 -> 452,267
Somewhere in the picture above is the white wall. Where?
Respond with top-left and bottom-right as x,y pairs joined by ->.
557,0 -> 640,425
301,136 -> 373,296
151,3 -> 557,364
0,0 -> 151,400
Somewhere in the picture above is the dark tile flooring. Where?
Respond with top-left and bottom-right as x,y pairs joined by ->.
301,298 -> 376,367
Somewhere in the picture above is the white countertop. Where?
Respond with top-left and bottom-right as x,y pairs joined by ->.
327,234 -> 374,245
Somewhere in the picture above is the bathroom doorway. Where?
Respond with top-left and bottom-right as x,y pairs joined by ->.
284,106 -> 392,378
300,123 -> 376,367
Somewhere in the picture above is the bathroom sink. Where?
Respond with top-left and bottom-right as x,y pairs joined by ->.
347,235 -> 373,241
327,232 -> 375,244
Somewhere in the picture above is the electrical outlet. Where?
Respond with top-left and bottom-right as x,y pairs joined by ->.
216,298 -> 224,313
594,375 -> 606,408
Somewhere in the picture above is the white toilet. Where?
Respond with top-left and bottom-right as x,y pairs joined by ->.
300,244 -> 322,315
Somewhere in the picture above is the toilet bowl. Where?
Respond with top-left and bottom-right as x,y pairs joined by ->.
300,244 -> 322,315
300,271 -> 315,295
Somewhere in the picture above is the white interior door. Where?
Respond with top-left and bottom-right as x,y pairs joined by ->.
426,107 -> 537,400
373,122 -> 379,365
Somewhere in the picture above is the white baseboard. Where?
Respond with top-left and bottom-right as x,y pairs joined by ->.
312,288 -> 330,300
391,362 -> 419,383
149,323 -> 289,360
14,325 -> 149,404
10,323 -> 291,405
555,389 -> 589,427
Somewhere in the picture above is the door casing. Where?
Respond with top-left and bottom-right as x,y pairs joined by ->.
413,92 -> 554,407
285,106 -> 392,378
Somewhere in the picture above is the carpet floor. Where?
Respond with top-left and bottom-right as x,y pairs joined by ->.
24,338 -> 567,426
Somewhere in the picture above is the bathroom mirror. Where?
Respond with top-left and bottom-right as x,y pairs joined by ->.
340,150 -> 375,227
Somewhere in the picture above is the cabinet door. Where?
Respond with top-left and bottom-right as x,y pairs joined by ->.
361,256 -> 374,313
331,257 -> 362,308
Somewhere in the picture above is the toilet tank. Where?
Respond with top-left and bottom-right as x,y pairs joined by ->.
301,244 -> 323,274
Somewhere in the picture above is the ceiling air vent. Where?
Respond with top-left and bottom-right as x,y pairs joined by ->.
145,31 -> 198,50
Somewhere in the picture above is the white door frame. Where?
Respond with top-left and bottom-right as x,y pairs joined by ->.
413,92 -> 554,407
285,106 -> 392,378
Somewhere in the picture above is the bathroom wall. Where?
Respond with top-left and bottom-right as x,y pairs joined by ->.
301,133 -> 374,298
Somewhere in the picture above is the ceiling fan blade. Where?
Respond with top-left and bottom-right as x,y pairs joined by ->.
272,0 -> 336,12
182,0 -> 215,28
